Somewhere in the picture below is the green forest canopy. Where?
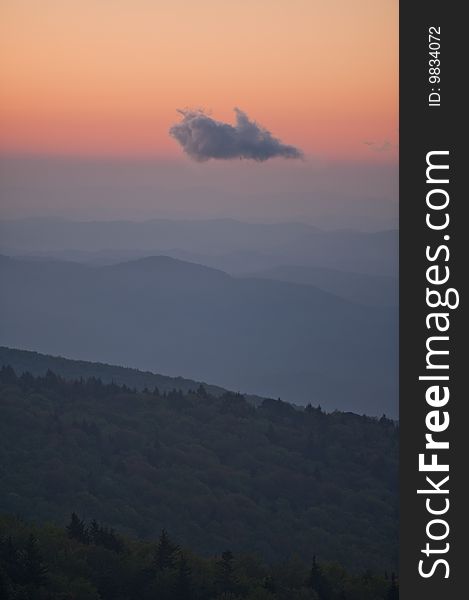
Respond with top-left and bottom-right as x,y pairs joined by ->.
0,513 -> 399,600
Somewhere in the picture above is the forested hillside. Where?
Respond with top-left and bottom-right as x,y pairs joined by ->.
0,365 -> 398,573
0,346 -> 228,398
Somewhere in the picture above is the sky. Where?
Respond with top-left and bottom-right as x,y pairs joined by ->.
0,0 -> 398,226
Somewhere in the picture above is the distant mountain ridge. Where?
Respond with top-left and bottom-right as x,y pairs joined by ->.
103,255 -> 231,284
0,217 -> 398,276
0,254 -> 398,415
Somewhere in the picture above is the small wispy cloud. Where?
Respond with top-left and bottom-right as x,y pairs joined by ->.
169,108 -> 303,162
364,140 -> 393,152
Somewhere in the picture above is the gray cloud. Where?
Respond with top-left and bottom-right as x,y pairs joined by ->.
169,108 -> 303,162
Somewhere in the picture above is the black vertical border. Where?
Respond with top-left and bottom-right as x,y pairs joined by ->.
400,2 -> 465,598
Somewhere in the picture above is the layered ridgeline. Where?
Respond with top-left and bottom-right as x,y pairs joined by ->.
0,255 -> 397,415
0,218 -> 398,277
0,356 -> 398,573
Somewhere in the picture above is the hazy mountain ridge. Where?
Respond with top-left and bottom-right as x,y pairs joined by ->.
242,265 -> 398,307
0,254 -> 398,415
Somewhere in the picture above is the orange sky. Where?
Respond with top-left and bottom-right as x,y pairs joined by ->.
0,0 -> 398,161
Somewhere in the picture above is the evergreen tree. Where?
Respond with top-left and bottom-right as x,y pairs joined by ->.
101,526 -> 122,553
0,366 -> 17,385
154,530 -> 179,571
0,537 -> 20,585
21,534 -> 48,586
88,519 -> 123,553
0,567 -> 11,600
387,573 -> 399,600
19,371 -> 35,388
216,550 -> 236,594
197,384 -> 208,398
89,519 -> 100,544
66,512 -> 89,544
173,553 -> 193,600
263,575 -> 275,593
45,369 -> 60,387
308,556 -> 330,600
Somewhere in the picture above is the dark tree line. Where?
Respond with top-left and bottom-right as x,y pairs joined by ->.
0,514 -> 398,600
